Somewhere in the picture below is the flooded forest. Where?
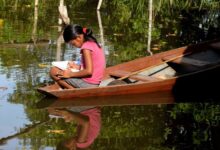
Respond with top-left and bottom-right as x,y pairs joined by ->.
0,0 -> 220,150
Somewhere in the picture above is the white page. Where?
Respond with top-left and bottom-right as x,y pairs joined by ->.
51,61 -> 79,72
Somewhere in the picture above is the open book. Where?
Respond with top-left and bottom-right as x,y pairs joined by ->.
52,61 -> 79,72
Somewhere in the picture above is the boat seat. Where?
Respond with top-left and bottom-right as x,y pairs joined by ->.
109,70 -> 161,82
162,55 -> 211,67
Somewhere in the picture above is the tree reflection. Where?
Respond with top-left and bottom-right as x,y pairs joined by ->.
165,103 -> 220,150
31,0 -> 39,44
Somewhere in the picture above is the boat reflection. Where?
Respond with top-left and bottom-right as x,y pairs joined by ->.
36,91 -> 174,109
47,106 -> 101,150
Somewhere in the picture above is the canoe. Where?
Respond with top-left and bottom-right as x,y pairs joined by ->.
37,39 -> 220,100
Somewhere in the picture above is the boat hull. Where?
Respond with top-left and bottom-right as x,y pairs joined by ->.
37,39 -> 220,100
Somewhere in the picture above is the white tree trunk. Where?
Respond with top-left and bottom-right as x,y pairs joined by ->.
147,0 -> 153,55
32,0 -> 39,43
97,10 -> 106,54
97,0 -> 103,10
58,0 -> 70,26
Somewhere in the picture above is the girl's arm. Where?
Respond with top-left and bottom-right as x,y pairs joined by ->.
48,108 -> 89,143
57,49 -> 93,78
71,112 -> 90,143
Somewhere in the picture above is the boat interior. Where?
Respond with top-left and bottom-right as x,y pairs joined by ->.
108,42 -> 220,85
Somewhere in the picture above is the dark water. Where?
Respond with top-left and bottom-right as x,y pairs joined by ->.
0,1 -> 220,150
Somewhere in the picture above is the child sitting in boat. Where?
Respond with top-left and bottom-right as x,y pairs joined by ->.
50,24 -> 106,89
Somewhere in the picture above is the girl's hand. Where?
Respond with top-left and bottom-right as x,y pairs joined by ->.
48,108 -> 74,122
57,70 -> 72,78
67,61 -> 80,70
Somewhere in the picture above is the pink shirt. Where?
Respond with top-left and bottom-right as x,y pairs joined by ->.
76,108 -> 101,148
80,41 -> 106,84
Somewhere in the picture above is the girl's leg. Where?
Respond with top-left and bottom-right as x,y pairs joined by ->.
57,80 -> 75,89
50,67 -> 75,89
50,66 -> 62,81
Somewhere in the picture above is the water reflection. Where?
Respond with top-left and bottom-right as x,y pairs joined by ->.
48,106 -> 101,149
31,0 -> 39,44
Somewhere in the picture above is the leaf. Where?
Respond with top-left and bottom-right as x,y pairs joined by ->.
46,130 -> 65,134
0,19 -> 4,28
38,63 -> 49,68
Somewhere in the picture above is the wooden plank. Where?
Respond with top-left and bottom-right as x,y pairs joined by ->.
109,70 -> 161,82
139,63 -> 177,78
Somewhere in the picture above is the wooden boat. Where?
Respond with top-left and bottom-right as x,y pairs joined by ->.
37,39 -> 220,100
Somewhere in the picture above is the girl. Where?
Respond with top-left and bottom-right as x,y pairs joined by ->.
50,24 -> 106,89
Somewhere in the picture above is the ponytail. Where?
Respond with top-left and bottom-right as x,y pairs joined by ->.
82,27 -> 101,48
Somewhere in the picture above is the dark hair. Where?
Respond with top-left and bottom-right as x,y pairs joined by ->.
63,24 -> 100,48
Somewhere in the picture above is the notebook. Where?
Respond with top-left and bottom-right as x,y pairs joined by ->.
52,61 -> 79,72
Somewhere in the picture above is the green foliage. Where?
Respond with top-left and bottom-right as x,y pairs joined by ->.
170,103 -> 220,126
168,103 -> 220,147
